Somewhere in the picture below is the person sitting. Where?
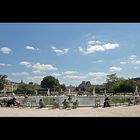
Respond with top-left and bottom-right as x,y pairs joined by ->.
24,95 -> 28,99
15,99 -> 20,107
128,98 -> 133,106
103,95 -> 110,107
62,99 -> 69,109
22,95 -> 29,107
11,92 -> 16,100
52,98 -> 59,109
1,98 -> 8,107
134,97 -> 139,105
7,98 -> 16,107
72,99 -> 79,109
38,99 -> 46,108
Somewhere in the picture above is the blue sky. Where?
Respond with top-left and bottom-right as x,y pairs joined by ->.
0,23 -> 140,86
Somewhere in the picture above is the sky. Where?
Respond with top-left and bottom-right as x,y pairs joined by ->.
0,23 -> 140,86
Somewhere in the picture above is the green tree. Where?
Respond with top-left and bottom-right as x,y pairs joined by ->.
105,73 -> 124,93
112,80 -> 123,93
79,86 -> 86,91
40,76 -> 60,94
86,85 -> 94,92
75,86 -> 79,91
106,73 -> 119,83
60,84 -> 66,91
0,74 -> 8,90
29,82 -> 34,85
15,83 -> 36,95
113,79 -> 136,93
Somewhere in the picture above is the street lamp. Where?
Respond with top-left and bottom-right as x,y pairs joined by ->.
93,87 -> 95,96
135,85 -> 138,95
4,84 -> 6,96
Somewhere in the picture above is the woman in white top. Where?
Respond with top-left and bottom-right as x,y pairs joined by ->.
11,92 -> 16,99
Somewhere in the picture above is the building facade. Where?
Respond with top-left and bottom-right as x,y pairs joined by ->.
4,83 -> 17,93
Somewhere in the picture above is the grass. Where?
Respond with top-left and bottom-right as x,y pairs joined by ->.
43,97 -> 59,105
110,97 -> 128,104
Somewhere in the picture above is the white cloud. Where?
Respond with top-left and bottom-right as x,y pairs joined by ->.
0,47 -> 12,54
90,81 -> 98,85
84,33 -> 92,37
51,46 -> 69,55
32,63 -> 57,71
63,75 -> 86,79
94,77 -> 104,80
20,61 -> 57,72
20,61 -> 32,68
62,71 -> 77,75
87,72 -> 108,77
103,43 -> 119,50
12,72 -> 29,76
32,70 -> 42,74
0,63 -> 12,67
27,76 -> 43,82
25,46 -> 39,51
120,61 -> 127,64
93,60 -> 103,63
51,73 -> 61,77
25,46 -> 35,50
97,60 -> 103,63
134,66 -> 139,69
88,40 -> 101,44
132,60 -> 140,64
110,66 -> 122,71
129,55 -> 137,60
90,77 -> 106,85
79,41 -> 119,54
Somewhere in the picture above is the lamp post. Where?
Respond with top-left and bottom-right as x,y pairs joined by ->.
135,85 -> 138,95
68,88 -> 71,95
4,84 -> 6,97
12,83 -> 13,93
93,87 -> 95,96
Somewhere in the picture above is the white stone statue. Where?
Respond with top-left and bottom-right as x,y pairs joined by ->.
93,87 -> 96,96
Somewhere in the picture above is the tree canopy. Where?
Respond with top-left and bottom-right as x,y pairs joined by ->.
113,79 -> 136,93
40,76 -> 60,93
0,74 -> 8,90
60,84 -> 66,91
15,83 -> 36,95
